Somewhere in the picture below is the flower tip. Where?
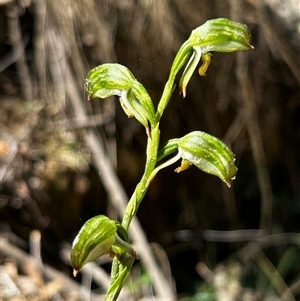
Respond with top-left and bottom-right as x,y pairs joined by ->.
226,176 -> 236,188
87,91 -> 94,100
146,125 -> 151,137
131,250 -> 139,259
179,87 -> 187,98
73,268 -> 79,277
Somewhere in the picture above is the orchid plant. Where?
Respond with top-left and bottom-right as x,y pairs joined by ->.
70,18 -> 253,300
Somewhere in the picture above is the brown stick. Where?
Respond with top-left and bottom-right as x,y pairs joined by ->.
0,237 -> 100,300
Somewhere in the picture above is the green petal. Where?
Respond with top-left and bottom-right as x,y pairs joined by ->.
179,46 -> 202,97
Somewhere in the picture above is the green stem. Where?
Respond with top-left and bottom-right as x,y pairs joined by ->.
156,40 -> 192,121
121,41 -> 192,229
122,123 -> 160,230
106,124 -> 160,301
107,37 -> 192,301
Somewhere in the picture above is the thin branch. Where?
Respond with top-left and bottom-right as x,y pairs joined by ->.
203,230 -> 300,248
203,229 -> 266,242
251,243 -> 296,301
230,0 -> 273,233
247,0 -> 300,84
33,0 -> 47,99
288,278 -> 300,299
53,113 -> 113,130
0,237 -> 99,300
0,36 -> 29,72
7,5 -> 32,100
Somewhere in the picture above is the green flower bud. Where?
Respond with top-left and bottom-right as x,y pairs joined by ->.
179,18 -> 253,97
71,215 -> 137,277
85,63 -> 156,134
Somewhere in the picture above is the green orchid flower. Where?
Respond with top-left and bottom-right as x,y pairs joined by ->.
175,18 -> 253,97
148,131 -> 237,187
71,215 -> 137,277
86,63 -> 156,135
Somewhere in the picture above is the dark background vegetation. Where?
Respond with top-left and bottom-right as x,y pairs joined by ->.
0,0 -> 299,300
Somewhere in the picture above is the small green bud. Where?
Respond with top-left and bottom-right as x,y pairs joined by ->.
71,215 -> 137,277
85,63 -> 156,134
179,18 -> 253,97
177,131 -> 237,187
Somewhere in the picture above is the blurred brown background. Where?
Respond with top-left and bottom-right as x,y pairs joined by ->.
0,0 -> 299,300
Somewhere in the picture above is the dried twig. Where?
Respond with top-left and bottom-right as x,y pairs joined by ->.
0,237 -> 100,300
248,0 -> 300,84
229,1 -> 273,232
7,5 -> 32,100
203,229 -> 266,242
249,243 -> 295,301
